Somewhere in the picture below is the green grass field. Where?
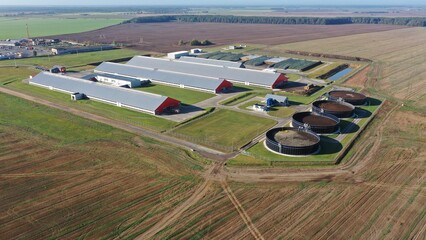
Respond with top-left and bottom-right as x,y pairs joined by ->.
238,100 -> 262,110
0,92 -> 131,144
137,84 -> 215,105
0,17 -> 123,39
285,73 -> 301,81
219,92 -> 258,106
267,106 -> 296,118
0,49 -> 142,69
171,109 -> 276,152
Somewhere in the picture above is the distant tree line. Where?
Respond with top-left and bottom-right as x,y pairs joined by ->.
177,39 -> 213,46
123,15 -> 426,27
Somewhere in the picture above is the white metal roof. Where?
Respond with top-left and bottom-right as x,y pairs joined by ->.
178,56 -> 244,68
126,56 -> 282,87
30,72 -> 171,113
95,62 -> 226,93
96,73 -> 141,84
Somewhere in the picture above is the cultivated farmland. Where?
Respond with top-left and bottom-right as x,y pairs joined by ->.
275,27 -> 426,101
0,93 -> 206,239
51,23 -> 407,52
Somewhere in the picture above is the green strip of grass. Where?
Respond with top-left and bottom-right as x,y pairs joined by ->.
219,92 -> 258,106
171,109 -> 276,152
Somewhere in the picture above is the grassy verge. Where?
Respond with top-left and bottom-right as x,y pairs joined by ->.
136,84 -> 215,105
170,109 -> 276,152
219,92 -> 258,106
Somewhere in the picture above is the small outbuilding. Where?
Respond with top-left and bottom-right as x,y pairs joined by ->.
71,92 -> 86,101
167,51 -> 189,59
190,48 -> 203,54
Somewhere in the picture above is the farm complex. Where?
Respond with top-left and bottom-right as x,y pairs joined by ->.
1,7 -> 425,240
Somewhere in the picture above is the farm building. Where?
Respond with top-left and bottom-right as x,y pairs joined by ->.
51,45 -> 114,55
29,72 -> 180,115
244,56 -> 271,66
199,52 -> 244,61
126,56 -> 287,89
0,39 -> 21,47
265,94 -> 289,106
167,51 -> 189,59
94,73 -> 148,88
95,62 -> 233,93
190,48 -> 203,54
178,56 -> 245,68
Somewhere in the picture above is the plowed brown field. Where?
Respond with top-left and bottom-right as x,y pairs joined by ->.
51,23 -> 406,52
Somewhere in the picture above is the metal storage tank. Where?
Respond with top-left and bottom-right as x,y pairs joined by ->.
292,112 -> 340,134
265,127 -> 320,156
312,100 -> 355,118
328,90 -> 367,105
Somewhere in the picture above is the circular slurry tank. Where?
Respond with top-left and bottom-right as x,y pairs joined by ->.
292,112 -> 340,134
328,90 -> 367,105
265,127 -> 320,156
312,100 -> 355,118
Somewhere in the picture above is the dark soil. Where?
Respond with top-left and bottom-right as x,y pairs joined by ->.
329,90 -> 366,101
318,101 -> 353,111
274,130 -> 319,147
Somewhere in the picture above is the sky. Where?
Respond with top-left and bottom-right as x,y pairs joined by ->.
0,0 -> 424,6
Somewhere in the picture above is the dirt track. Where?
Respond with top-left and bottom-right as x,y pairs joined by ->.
50,23 -> 406,52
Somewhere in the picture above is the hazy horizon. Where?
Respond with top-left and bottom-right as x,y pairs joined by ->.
0,0 -> 425,7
